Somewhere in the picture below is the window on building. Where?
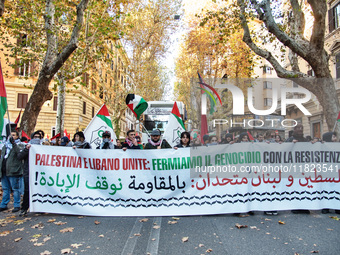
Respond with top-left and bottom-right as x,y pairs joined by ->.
83,101 -> 86,115
336,53 -> 340,79
51,127 -> 56,137
105,73 -> 107,83
329,3 -> 340,32
18,60 -> 30,77
91,78 -> 97,91
92,106 -> 95,118
99,86 -> 103,99
53,97 -> 58,111
111,61 -> 114,71
17,34 -> 29,47
263,81 -> 272,89
17,93 -> 28,108
307,69 -> 315,76
264,98 -> 272,107
263,66 -> 272,74
82,73 -> 89,87
110,79 -> 112,87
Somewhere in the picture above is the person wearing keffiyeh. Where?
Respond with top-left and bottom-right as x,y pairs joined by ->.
0,131 -> 24,213
144,129 -> 171,149
122,130 -> 141,150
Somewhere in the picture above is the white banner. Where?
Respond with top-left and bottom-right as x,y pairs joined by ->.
29,143 -> 340,216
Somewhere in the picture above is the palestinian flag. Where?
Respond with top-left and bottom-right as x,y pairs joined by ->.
247,131 -> 255,141
84,104 -> 117,148
163,102 -> 185,147
0,62 -> 7,134
337,111 -> 340,122
126,94 -> 148,120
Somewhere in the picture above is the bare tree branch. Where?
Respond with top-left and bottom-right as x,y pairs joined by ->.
249,0 -> 308,59
307,0 -> 327,51
238,0 -> 307,79
49,0 -> 90,75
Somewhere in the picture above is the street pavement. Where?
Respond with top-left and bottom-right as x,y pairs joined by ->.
0,208 -> 339,255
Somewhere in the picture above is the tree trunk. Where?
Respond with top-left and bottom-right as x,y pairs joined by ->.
56,72 -> 66,135
18,0 -> 90,135
0,0 -> 5,17
313,78 -> 340,135
20,72 -> 53,135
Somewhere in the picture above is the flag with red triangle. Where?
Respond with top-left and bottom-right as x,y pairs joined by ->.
125,94 -> 148,120
247,131 -> 255,141
84,104 -> 116,148
0,61 -> 8,134
163,102 -> 185,147
21,130 -> 30,140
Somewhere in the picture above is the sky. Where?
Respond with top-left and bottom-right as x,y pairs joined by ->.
162,0 -> 226,100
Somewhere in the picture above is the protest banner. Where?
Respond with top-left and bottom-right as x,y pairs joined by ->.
29,143 -> 340,216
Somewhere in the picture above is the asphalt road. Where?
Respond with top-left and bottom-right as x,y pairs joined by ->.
0,209 -> 339,255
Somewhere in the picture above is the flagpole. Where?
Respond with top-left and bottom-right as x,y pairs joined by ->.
332,121 -> 337,132
6,106 -> 11,139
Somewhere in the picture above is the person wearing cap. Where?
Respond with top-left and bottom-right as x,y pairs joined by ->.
72,131 -> 91,149
60,136 -> 71,147
145,129 -> 171,149
97,131 -> 115,149
122,130 -> 140,150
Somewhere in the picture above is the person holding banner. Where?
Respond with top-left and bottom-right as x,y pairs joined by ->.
97,131 -> 115,149
144,129 -> 171,149
321,131 -> 340,214
122,130 -> 140,150
17,131 -> 42,216
0,131 -> 24,213
72,131 -> 91,149
286,124 -> 310,214
174,132 -> 191,149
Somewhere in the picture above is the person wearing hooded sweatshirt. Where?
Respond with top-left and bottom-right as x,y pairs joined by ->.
321,132 -> 340,214
17,131 -> 42,216
0,131 -> 25,213
97,131 -> 115,149
72,131 -> 91,149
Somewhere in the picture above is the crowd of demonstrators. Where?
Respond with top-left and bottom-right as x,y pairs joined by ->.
145,129 -> 171,149
2,124 -> 340,217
